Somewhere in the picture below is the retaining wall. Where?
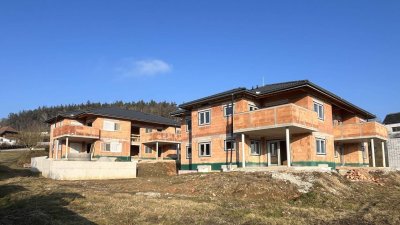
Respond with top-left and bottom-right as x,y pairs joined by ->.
31,157 -> 137,180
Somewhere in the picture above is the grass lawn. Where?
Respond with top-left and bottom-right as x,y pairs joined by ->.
1,150 -> 400,224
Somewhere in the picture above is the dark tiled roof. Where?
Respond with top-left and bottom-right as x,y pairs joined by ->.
179,87 -> 247,108
0,126 -> 18,135
170,108 -> 188,116
46,107 -> 179,127
383,112 -> 400,125
178,79 -> 376,119
250,80 -> 309,94
82,107 -> 179,127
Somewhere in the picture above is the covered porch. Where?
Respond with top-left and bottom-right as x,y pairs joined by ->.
237,125 -> 317,168
51,136 -> 97,161
335,136 -> 388,168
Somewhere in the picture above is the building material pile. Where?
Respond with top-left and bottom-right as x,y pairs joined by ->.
344,169 -> 383,185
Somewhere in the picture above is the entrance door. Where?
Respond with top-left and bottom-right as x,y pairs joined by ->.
267,141 -> 281,166
158,146 -> 162,158
70,143 -> 82,154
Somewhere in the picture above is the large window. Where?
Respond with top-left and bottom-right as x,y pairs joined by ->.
393,127 -> 400,132
223,104 -> 234,117
186,145 -> 192,159
316,138 -> 326,155
313,101 -> 324,120
145,146 -> 152,153
102,142 -> 122,152
103,120 -> 120,131
224,139 -> 236,151
199,142 -> 211,157
250,140 -> 261,155
186,119 -> 192,132
198,109 -> 211,125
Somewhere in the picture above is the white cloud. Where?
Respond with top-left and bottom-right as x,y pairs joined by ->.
116,59 -> 172,77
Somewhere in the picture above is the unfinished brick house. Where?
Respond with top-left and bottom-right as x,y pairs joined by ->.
46,108 -> 181,161
383,112 -> 400,168
172,80 -> 388,170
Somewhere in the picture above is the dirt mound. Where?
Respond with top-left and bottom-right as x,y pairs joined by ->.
137,160 -> 178,177
344,169 -> 384,185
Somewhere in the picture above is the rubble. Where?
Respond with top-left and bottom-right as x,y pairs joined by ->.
344,169 -> 384,185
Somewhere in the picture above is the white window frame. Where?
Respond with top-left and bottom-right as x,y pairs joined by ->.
185,118 -> 192,132
248,104 -> 258,111
186,145 -> 192,159
223,104 -> 235,117
250,140 -> 261,156
316,138 -> 326,155
224,139 -> 236,151
145,146 -> 152,153
103,120 -> 120,131
198,142 -> 211,157
198,109 -> 211,126
102,141 -> 122,152
145,128 -> 153,133
313,101 -> 324,120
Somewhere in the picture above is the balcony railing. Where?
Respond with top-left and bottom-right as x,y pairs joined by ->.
131,134 -> 140,143
53,125 -> 100,139
334,121 -> 388,141
233,103 -> 319,132
141,132 -> 181,143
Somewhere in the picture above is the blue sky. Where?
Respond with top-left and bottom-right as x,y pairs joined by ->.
0,0 -> 399,120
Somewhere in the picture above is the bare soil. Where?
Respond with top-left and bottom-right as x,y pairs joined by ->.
1,151 -> 400,225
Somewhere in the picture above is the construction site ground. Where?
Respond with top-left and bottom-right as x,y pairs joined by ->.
1,150 -> 400,225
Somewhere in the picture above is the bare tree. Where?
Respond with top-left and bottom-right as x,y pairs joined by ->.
17,125 -> 43,150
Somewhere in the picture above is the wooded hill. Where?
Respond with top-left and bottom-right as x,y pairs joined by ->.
0,100 -> 179,132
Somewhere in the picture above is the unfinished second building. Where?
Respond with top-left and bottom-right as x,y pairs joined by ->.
46,108 -> 181,161
172,80 -> 388,170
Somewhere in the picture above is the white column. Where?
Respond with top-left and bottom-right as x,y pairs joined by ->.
65,137 -> 69,160
241,133 -> 246,168
55,139 -> 58,160
267,142 -> 271,166
156,142 -> 159,160
371,139 -> 376,167
278,142 -> 281,166
382,141 -> 386,167
177,143 -> 180,161
286,128 -> 291,167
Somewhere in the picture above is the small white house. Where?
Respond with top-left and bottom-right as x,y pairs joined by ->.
383,113 -> 400,169
0,136 -> 16,145
0,126 -> 18,146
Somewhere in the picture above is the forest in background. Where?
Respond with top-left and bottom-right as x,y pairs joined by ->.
0,100 -> 179,131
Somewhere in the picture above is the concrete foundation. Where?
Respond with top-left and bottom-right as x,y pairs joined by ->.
31,156 -> 137,180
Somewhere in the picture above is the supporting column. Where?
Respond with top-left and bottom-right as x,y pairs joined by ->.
177,143 -> 180,161
156,142 -> 159,160
286,128 -> 291,167
267,142 -> 271,166
55,139 -> 58,160
241,133 -> 246,168
371,139 -> 376,167
278,142 -> 281,166
382,141 -> 386,167
65,137 -> 69,160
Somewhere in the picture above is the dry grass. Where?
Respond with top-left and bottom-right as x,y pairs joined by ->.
1,151 -> 400,224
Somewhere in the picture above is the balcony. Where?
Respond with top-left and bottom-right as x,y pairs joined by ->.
53,125 -> 100,139
334,121 -> 388,142
233,103 -> 318,135
131,134 -> 140,145
141,132 -> 181,144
